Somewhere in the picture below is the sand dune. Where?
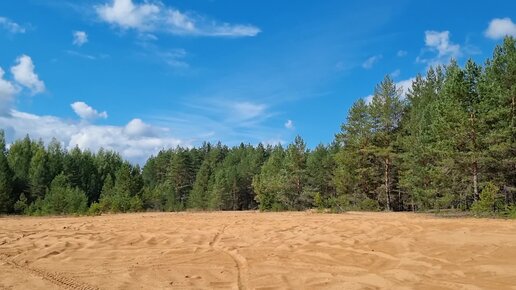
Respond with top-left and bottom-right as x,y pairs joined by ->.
1,212 -> 516,289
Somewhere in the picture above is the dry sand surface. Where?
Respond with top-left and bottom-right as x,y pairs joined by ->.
1,212 -> 516,290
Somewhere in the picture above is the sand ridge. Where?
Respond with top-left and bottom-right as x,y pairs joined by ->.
1,211 -> 516,289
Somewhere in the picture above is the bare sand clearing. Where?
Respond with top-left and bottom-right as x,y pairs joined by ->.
1,212 -> 516,290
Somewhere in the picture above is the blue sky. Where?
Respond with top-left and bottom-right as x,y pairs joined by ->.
1,0 -> 515,162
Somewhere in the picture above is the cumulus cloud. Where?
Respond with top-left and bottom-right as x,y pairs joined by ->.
96,0 -> 160,31
0,110 -> 183,163
417,31 -> 461,67
10,55 -> 45,94
0,67 -> 19,114
362,55 -> 382,69
73,31 -> 88,46
71,101 -> 108,120
284,119 -> 294,130
95,0 -> 260,37
485,18 -> 516,39
0,17 -> 25,34
124,118 -> 154,137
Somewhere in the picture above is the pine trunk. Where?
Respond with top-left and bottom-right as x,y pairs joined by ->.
385,157 -> 391,211
473,161 -> 479,201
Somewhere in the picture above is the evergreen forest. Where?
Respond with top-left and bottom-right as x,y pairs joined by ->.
1,37 -> 515,217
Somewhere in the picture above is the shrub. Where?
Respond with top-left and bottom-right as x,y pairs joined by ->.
506,205 -> 516,219
359,198 -> 380,211
88,202 -> 102,216
471,182 -> 499,214
14,193 -> 28,214
313,192 -> 324,210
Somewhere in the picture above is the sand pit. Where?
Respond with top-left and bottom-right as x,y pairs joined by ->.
1,212 -> 516,289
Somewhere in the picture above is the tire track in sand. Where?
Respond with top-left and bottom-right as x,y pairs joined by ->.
0,255 -> 98,290
209,224 -> 248,290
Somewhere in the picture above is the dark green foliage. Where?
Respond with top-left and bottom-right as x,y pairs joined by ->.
64,147 -> 101,204
1,37 -> 515,216
0,130 -> 14,213
98,163 -> 143,213
29,145 -> 50,201
471,182 -> 502,214
33,174 -> 89,215
7,135 -> 34,202
253,145 -> 286,211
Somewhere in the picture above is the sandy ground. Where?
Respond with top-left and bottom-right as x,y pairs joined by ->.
1,212 -> 516,290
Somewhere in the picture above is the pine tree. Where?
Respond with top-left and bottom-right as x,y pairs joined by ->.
399,68 -> 444,210
188,144 -> 226,209
29,145 -> 50,201
7,135 -> 34,199
63,147 -> 101,204
167,148 -> 195,208
253,145 -> 286,211
335,99 -> 377,209
0,130 -> 14,213
47,138 -> 65,181
282,136 -> 308,209
39,174 -> 88,215
306,143 -> 336,206
368,76 -> 405,210
480,36 -> 516,204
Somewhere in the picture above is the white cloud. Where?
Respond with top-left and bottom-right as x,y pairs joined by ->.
157,48 -> 188,68
65,50 -> 97,60
262,138 -> 285,146
417,31 -> 461,66
95,0 -> 260,37
390,69 -> 401,78
124,118 -> 154,137
364,94 -> 374,105
232,102 -> 267,120
71,101 -> 108,120
10,55 -> 45,94
0,67 -> 19,114
396,77 -> 416,98
397,50 -> 407,57
284,119 -> 294,130
485,18 -> 516,39
362,55 -> 382,69
0,110 -> 183,163
0,17 -> 25,34
73,31 -> 88,46
96,0 -> 160,31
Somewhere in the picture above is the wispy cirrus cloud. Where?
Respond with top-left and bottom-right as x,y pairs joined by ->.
95,0 -> 260,37
0,17 -> 25,34
397,50 -> 407,57
362,54 -> 382,69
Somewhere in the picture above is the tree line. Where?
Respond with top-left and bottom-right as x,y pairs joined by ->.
0,37 -> 515,216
